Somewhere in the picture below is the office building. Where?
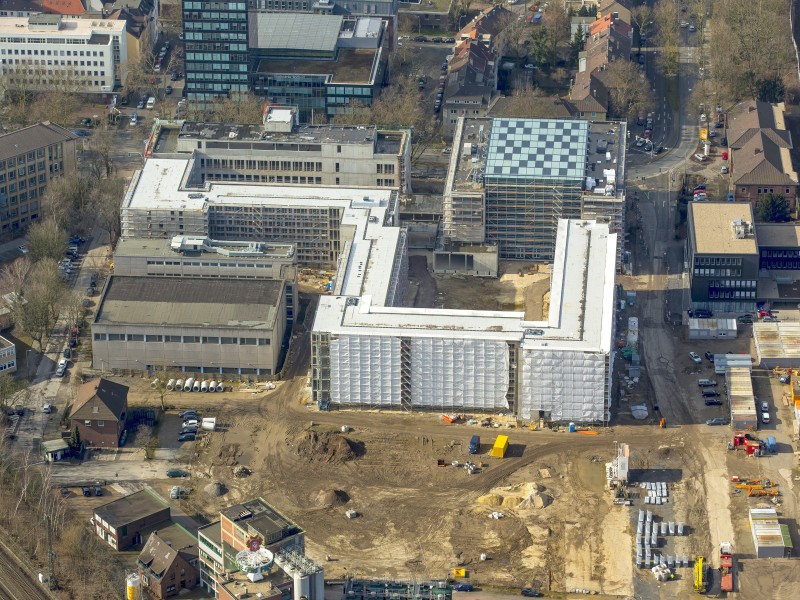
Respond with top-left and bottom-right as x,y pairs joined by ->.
182,0 -> 249,102
312,219 -> 617,423
198,498 -> 324,600
251,0 -> 398,17
154,106 -> 411,192
0,335 -> 16,374
687,202 -> 759,313
120,157 -> 400,266
440,117 -> 626,266
251,14 -> 388,122
93,489 -> 171,551
0,15 -> 128,93
91,276 -> 288,376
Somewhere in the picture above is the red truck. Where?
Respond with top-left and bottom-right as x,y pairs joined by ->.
720,542 -> 734,592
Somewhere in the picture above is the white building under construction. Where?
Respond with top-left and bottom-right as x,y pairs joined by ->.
312,218 -> 617,422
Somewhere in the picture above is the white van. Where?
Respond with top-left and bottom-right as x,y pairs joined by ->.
146,97 -> 156,110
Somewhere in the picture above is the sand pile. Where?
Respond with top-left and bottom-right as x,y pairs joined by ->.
478,482 -> 551,510
315,489 -> 350,508
477,493 -> 503,507
204,482 -> 227,497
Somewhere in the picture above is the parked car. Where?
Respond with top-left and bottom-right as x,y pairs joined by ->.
82,486 -> 92,497
182,419 -> 199,428
704,351 -> 714,363
166,468 -> 189,478
702,390 -> 721,398
137,97 -> 146,109
761,412 -> 770,423
165,85 -> 173,95
689,352 -> 702,363
178,433 -> 196,442
42,403 -> 54,414
414,36 -> 427,42
453,584 -> 474,592
706,417 -> 728,426
17,245 -> 28,254
705,399 -> 723,406
170,486 -> 182,499
720,165 -> 729,174
737,314 -> 753,324
179,409 -> 197,419
761,400 -> 769,412
694,153 -> 708,161
56,357 -> 67,377
94,486 -> 103,496
445,37 -> 456,43
180,426 -> 198,435
63,347 -> 71,359
521,590 -> 542,598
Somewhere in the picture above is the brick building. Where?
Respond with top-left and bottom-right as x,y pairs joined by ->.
69,378 -> 128,448
138,523 -> 199,599
93,489 -> 170,551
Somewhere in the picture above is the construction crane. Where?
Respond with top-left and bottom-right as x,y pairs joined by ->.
693,556 -> 707,593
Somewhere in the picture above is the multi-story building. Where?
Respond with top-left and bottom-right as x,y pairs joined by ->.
93,489 -> 171,551
120,157 -> 400,266
91,276 -> 288,376
250,13 -> 388,122
156,106 -> 411,192
112,235 -> 299,324
198,498 -> 323,600
312,218 -> 617,422
182,0 -> 250,103
251,0 -> 399,17
0,122 -> 76,234
441,117 -> 626,263
0,14 -> 128,93
687,202 -> 759,313
68,378 -> 128,448
100,0 -> 160,66
0,335 -> 16,374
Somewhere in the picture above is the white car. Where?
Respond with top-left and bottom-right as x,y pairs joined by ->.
523,64 -> 536,70
694,153 -> 708,162
689,352 -> 702,363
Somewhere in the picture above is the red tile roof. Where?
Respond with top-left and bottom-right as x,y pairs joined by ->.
35,0 -> 85,16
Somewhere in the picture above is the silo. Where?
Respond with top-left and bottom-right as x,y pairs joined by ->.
126,573 -> 141,600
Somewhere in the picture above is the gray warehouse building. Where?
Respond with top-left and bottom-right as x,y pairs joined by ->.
91,277 -> 286,376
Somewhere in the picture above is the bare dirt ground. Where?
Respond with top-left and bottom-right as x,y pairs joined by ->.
406,256 -> 551,320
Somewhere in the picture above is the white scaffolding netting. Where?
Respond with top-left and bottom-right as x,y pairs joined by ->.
520,349 -> 606,422
330,335 -> 402,407
410,338 -> 510,410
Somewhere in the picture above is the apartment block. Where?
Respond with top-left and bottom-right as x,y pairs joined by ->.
0,122 -> 77,234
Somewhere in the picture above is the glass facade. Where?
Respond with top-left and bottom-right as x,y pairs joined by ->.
182,1 -> 250,102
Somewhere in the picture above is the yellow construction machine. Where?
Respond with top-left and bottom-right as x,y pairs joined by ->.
693,556 -> 707,593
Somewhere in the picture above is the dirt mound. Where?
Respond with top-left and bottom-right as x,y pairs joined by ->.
315,489 -> 350,508
204,482 -> 227,497
502,496 -> 523,508
294,430 -> 364,463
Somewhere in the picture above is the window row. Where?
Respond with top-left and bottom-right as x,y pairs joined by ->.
94,333 -> 270,345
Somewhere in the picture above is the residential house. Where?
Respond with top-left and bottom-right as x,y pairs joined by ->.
597,0 -> 631,26
398,0 -> 452,32
571,14 -> 595,39
93,489 -> 171,551
138,523 -> 199,599
457,4 -> 511,52
69,377 -> 128,448
0,0 -> 40,17
442,41 -> 497,135
565,13 -> 632,120
726,101 -> 798,211
35,0 -> 85,15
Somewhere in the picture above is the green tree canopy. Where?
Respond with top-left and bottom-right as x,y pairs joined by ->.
756,193 -> 792,222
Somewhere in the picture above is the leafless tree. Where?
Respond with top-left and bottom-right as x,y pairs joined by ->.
1,257 -> 32,296
607,60 -> 655,121
45,175 -> 94,235
27,219 -> 69,264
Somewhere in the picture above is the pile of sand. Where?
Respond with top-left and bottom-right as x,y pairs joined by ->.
294,430 -> 365,463
478,482 -> 551,510
315,489 -> 350,508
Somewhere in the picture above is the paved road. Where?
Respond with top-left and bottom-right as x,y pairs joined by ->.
0,538 -> 50,600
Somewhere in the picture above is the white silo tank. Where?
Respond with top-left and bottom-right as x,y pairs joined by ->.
126,573 -> 141,600
293,571 -> 311,600
312,569 -> 324,600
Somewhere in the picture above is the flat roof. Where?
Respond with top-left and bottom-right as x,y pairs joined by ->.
249,13 -> 343,53
123,158 -> 395,212
754,223 -> 800,247
94,489 -> 169,527
315,219 -> 616,353
689,202 -> 758,255
485,118 -> 589,181
95,276 -> 283,330
0,16 -> 126,35
255,47 -> 379,83
178,121 -> 391,146
114,237 -> 295,260
754,321 -> 800,359
221,498 -> 302,541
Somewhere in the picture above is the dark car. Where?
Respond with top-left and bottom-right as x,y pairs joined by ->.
653,145 -> 663,154
521,590 -> 542,598
452,584 -> 474,592
178,433 -> 196,442
137,98 -> 146,109
69,337 -> 77,348
82,486 -> 92,497
179,409 -> 198,419
170,71 -> 179,81
181,427 -> 198,436
688,308 -> 712,318
704,351 -> 714,363
414,36 -> 427,42
63,347 -> 71,359
445,37 -> 456,43
165,85 -> 173,95
90,273 -> 98,286
702,390 -> 721,398
166,468 -> 189,478
94,486 -> 103,496
737,314 -> 754,324
432,37 -> 444,43
705,399 -> 723,406
81,117 -> 92,127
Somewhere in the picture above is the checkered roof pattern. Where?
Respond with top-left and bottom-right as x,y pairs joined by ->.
485,118 -> 589,180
